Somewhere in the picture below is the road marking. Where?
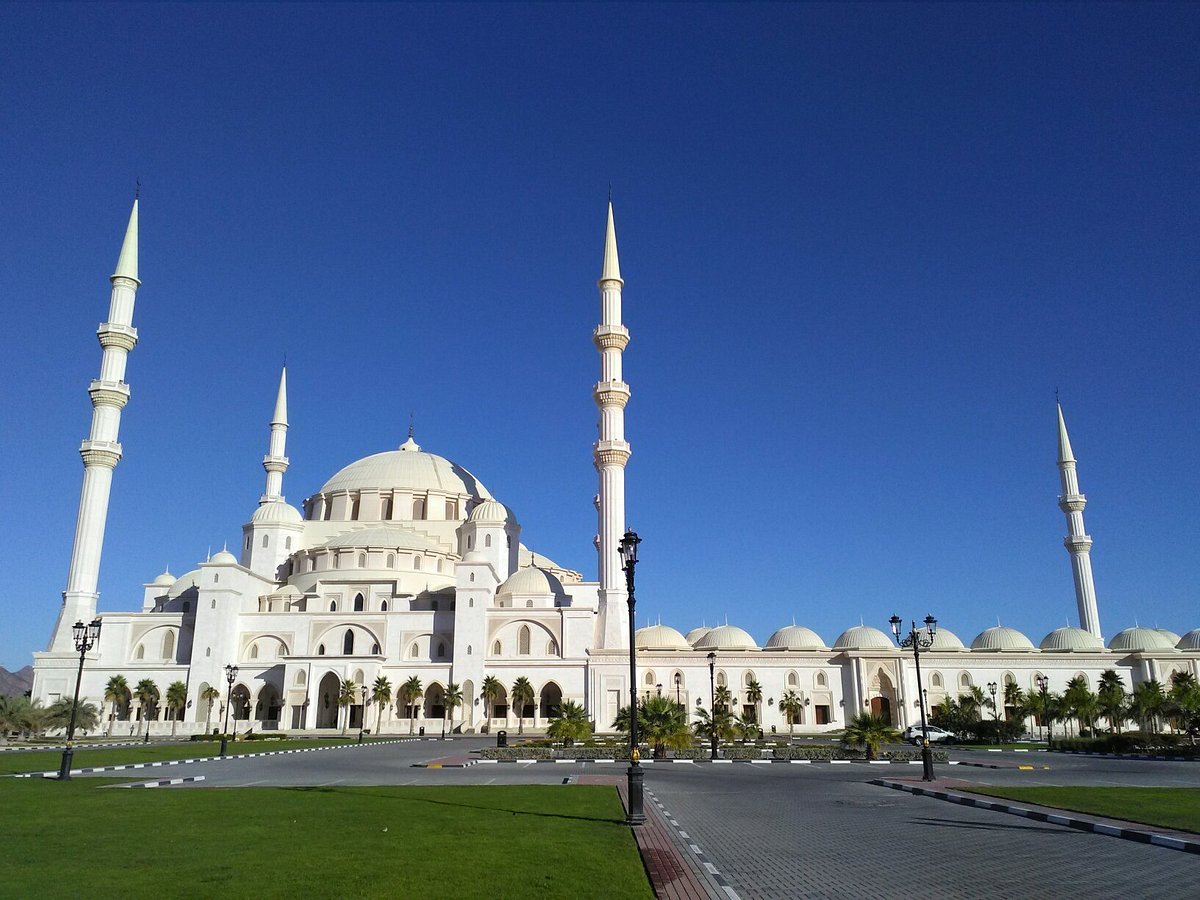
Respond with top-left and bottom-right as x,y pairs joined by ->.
690,844 -> 702,855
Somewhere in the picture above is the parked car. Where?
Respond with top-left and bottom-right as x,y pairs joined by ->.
902,725 -> 956,745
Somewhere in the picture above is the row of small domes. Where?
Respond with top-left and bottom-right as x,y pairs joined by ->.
635,623 -> 1200,654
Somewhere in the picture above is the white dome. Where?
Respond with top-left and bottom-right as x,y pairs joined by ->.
322,526 -> 442,553
461,549 -> 488,564
152,569 -> 175,587
210,549 -> 238,565
764,625 -> 826,651
1039,626 -> 1105,653
970,626 -> 1036,652
832,626 -> 895,651
927,628 -> 966,652
684,627 -> 711,646
1156,628 -> 1182,644
1108,627 -> 1178,653
468,499 -> 515,525
1177,629 -> 1200,651
251,500 -> 303,524
167,570 -> 201,598
694,625 -> 759,651
635,625 -> 691,651
499,566 -> 564,596
318,442 -> 492,500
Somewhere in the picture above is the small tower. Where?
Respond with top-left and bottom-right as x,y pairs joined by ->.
1057,403 -> 1102,639
241,367 -> 303,579
593,201 -> 632,650
47,199 -> 140,653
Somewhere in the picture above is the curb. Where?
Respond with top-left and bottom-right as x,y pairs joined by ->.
112,776 -> 207,788
643,787 -> 737,899
1054,750 -> 1200,763
468,757 -> 959,766
11,737 -> 423,779
871,778 -> 1200,855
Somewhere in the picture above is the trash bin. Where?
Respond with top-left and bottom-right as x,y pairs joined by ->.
497,730 -> 508,747
419,726 -> 425,736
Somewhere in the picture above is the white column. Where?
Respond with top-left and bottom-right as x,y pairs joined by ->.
1057,404 -> 1102,639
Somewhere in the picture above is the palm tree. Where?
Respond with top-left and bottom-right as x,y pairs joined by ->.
511,677 -> 534,734
1129,679 -> 1166,735
959,686 -> 985,722
44,698 -> 100,733
622,696 -> 691,758
337,678 -> 358,736
200,685 -> 220,734
547,700 -> 592,743
692,706 -> 737,745
443,682 -> 463,736
480,675 -> 504,731
1062,675 -> 1094,737
134,678 -> 159,740
399,676 -> 423,734
745,678 -> 763,725
714,684 -> 733,715
841,712 -> 901,760
371,675 -> 392,735
1097,670 -> 1127,734
165,681 -> 188,737
1167,672 -> 1200,744
104,675 -> 130,737
0,695 -> 44,740
1003,683 -> 1026,722
734,713 -> 760,741
778,690 -> 804,736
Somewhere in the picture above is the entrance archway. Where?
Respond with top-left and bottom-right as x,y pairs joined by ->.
316,672 -> 340,729
230,685 -> 251,723
461,679 -> 474,730
257,684 -> 282,728
424,683 -> 446,721
539,682 -> 562,719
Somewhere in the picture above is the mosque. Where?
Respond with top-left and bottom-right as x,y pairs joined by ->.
30,200 -> 1200,738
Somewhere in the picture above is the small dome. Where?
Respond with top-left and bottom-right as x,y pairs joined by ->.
832,626 -> 896,651
1177,629 -> 1200,651
970,626 -> 1036,652
694,625 -> 759,651
461,549 -> 488,564
468,499 -> 516,525
251,500 -> 303,525
764,625 -> 827,651
1039,626 -> 1105,653
1156,628 -> 1182,644
927,628 -> 966,652
635,625 -> 690,651
210,549 -> 238,565
152,569 -> 175,587
167,569 -> 201,598
499,566 -> 564,596
684,627 -> 711,646
1108,627 -> 1178,653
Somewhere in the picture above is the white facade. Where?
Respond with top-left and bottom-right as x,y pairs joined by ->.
30,200 -> 1200,738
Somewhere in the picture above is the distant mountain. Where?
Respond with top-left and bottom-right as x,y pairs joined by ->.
0,666 -> 33,697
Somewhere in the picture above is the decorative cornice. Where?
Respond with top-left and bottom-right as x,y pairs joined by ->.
593,440 -> 631,467
593,325 -> 630,351
1058,493 -> 1087,513
593,381 -> 631,408
96,322 -> 138,352
1064,534 -> 1093,553
263,454 -> 290,473
79,440 -> 122,468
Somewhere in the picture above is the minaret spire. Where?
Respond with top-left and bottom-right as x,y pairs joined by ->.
1056,402 -> 1101,639
261,366 -> 290,503
48,198 -> 141,652
593,200 -> 632,649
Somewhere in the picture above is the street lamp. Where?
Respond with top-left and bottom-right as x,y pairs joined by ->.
707,651 -> 717,760
57,618 -> 102,780
889,613 -> 937,782
220,664 -> 239,757
674,672 -> 682,705
618,529 -> 644,825
656,683 -> 662,698
360,683 -> 369,744
1035,674 -> 1050,746
987,681 -> 999,722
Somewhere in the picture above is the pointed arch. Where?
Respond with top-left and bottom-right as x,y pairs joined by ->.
518,625 -> 531,655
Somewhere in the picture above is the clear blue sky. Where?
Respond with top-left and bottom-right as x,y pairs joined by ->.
2,3 -> 1197,669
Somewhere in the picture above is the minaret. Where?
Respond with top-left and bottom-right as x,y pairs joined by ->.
48,199 -> 140,652
593,201 -> 632,649
260,367 -> 289,503
1056,403 -> 1102,639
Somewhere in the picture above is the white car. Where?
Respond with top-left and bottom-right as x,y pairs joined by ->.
902,725 -> 956,745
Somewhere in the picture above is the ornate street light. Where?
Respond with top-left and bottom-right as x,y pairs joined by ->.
1035,673 -> 1050,746
360,683 -> 369,744
674,672 -> 682,705
889,613 -> 937,782
220,664 -> 239,758
618,529 -> 644,825
987,681 -> 999,722
707,651 -> 717,760
57,618 -> 102,781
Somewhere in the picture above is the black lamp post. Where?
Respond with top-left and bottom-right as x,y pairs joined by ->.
707,651 -> 717,760
674,672 -> 682,705
1036,674 -> 1050,746
889,613 -> 937,782
57,618 -> 102,781
619,529 -> 644,826
987,681 -> 999,722
359,684 -> 369,744
219,664 -> 238,757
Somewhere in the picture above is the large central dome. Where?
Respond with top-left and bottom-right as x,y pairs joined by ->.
317,437 -> 493,499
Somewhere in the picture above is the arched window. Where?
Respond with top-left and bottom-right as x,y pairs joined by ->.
518,626 -> 531,655
468,598 -> 474,608
787,672 -> 798,687
414,556 -> 422,571
329,600 -> 337,612
343,630 -> 354,655
468,535 -> 474,550
135,643 -> 145,660
262,534 -> 269,548
285,537 -> 292,550
371,643 -> 380,654
317,644 -> 325,655
1004,671 -> 1016,686
358,553 -> 366,568
206,647 -> 211,657
959,671 -> 972,689
249,643 -> 259,659
386,554 -> 395,568
412,499 -> 425,520
492,640 -> 501,655
526,599 -> 533,608
716,671 -> 727,688
547,640 -> 558,656
469,573 -> 475,583
816,672 -> 827,688
484,534 -> 492,548
744,672 -> 755,688
645,671 -> 655,685
354,593 -> 365,612
245,535 -> 251,550
214,573 -> 220,583
211,599 -> 216,609
931,672 -> 943,688
436,642 -> 445,658
409,643 -> 419,659
380,600 -> 388,612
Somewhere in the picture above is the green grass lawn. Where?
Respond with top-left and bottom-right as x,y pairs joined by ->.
0,738 -> 391,775
0,779 -> 652,899
963,786 -> 1200,834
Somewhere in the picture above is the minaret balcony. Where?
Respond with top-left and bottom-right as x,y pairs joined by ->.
593,381 -> 630,408
593,325 -> 630,351
79,439 -> 122,468
1063,534 -> 1093,552
1057,493 -> 1087,512
88,379 -> 131,408
593,439 -> 631,467
96,322 -> 138,351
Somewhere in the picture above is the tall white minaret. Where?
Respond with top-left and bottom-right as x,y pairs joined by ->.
260,367 -> 289,504
1057,403 -> 1102,639
48,199 -> 140,653
594,201 -> 632,649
